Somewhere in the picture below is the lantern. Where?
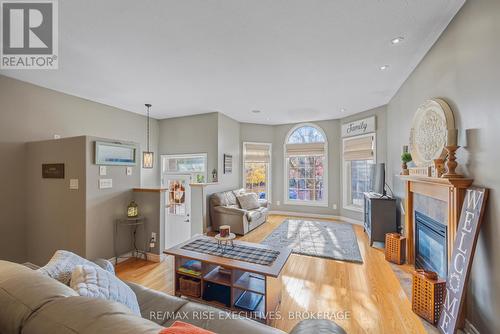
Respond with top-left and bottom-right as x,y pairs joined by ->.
127,201 -> 139,218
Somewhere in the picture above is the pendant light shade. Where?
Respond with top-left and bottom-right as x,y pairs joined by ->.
143,151 -> 154,169
143,103 -> 154,169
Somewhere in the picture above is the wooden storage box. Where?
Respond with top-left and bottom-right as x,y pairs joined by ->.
385,233 -> 406,264
179,276 -> 201,298
411,270 -> 447,324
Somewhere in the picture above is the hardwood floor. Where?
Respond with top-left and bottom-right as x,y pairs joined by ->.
116,215 -> 427,334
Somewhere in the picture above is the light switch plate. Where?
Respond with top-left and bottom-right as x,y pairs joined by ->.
99,178 -> 113,189
99,166 -> 107,176
69,179 -> 79,190
126,167 -> 132,176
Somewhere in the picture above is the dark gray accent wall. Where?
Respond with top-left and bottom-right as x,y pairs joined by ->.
385,0 -> 500,331
0,75 -> 159,263
26,137 -> 87,265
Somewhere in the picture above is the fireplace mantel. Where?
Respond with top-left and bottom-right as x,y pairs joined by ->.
398,175 -> 473,264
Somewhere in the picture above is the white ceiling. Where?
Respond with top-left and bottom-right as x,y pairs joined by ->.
1,0 -> 465,123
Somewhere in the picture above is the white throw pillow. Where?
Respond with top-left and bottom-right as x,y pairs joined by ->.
38,250 -> 102,285
70,264 -> 141,316
237,193 -> 260,210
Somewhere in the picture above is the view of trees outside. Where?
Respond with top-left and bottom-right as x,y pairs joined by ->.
349,160 -> 372,207
288,156 -> 324,201
244,162 -> 268,199
288,126 -> 325,143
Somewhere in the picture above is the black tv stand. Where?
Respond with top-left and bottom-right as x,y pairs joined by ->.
363,192 -> 397,246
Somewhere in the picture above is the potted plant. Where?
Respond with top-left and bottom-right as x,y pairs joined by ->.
401,152 -> 412,175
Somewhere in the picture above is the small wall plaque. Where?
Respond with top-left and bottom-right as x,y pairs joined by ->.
42,163 -> 65,179
223,154 -> 233,174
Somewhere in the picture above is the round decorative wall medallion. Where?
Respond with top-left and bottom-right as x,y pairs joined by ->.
409,99 -> 455,167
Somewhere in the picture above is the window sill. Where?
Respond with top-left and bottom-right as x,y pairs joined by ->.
284,200 -> 329,208
343,204 -> 363,213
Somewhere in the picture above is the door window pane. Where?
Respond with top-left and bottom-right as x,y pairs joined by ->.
168,179 -> 186,215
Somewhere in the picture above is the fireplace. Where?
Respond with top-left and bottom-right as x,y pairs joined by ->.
415,211 -> 448,278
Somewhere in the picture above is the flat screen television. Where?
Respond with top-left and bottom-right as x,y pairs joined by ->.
369,163 -> 386,196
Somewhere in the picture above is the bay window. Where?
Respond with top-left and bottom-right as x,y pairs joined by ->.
285,124 -> 328,206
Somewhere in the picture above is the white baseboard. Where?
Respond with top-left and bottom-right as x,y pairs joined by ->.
269,210 -> 363,226
464,319 -> 480,334
108,251 -> 134,265
108,250 -> 165,264
146,252 -> 165,263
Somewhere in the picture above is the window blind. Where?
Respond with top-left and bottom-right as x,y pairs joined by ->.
244,143 -> 271,163
343,135 -> 375,161
285,142 -> 325,157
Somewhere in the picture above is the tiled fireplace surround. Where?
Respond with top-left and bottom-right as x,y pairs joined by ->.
401,176 -> 473,267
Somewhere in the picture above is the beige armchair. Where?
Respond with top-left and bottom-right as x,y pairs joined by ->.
209,188 -> 269,235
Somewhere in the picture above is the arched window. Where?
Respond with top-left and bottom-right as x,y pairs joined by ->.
284,123 -> 328,206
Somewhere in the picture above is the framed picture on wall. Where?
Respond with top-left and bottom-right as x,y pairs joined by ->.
224,154 -> 233,174
95,141 -> 137,166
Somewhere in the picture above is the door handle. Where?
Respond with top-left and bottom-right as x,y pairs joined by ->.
184,219 -> 190,222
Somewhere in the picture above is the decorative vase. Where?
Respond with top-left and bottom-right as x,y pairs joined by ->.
401,162 -> 409,175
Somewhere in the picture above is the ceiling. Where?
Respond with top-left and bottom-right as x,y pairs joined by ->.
1,0 -> 465,123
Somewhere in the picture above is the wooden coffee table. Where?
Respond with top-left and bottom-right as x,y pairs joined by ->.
164,236 -> 291,324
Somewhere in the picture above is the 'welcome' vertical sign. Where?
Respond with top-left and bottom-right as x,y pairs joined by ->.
438,187 -> 488,334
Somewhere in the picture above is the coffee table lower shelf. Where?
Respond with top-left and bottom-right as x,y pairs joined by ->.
173,260 -> 282,324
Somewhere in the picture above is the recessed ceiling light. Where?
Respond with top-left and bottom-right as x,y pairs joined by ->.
391,36 -> 404,44
252,110 -> 261,114
379,65 -> 389,71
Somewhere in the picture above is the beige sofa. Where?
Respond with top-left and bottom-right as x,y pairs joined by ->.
209,188 -> 269,235
0,260 -> 346,334
0,260 -> 282,334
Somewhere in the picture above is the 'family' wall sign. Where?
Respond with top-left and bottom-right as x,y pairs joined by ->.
341,116 -> 376,137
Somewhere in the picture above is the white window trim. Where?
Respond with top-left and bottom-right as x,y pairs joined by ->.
242,142 -> 272,202
161,153 -> 208,186
283,123 -> 328,207
342,133 -> 376,212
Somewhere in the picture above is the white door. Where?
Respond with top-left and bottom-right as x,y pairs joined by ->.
165,174 -> 191,249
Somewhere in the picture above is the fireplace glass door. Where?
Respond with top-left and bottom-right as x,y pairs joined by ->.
415,212 -> 447,278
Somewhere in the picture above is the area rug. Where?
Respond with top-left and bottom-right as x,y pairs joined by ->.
261,219 -> 363,263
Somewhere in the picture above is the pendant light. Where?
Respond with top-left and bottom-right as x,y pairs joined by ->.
143,103 -> 154,168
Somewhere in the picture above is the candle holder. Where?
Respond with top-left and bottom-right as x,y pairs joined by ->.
441,146 -> 463,178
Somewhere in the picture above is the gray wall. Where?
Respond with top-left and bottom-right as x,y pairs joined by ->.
133,190 -> 165,255
0,75 -> 159,263
216,113 -> 241,191
157,112 -> 241,229
385,0 -> 500,331
158,112 -> 219,183
240,108 -> 386,221
26,137 -> 87,265
85,136 -> 141,261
